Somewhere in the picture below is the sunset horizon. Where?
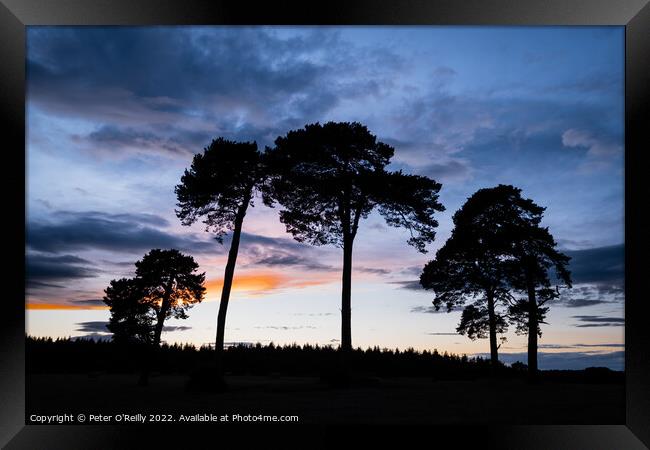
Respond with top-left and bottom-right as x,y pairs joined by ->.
26,26 -> 624,370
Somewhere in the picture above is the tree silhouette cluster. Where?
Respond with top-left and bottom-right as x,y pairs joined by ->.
174,122 -> 444,382
103,249 -> 205,347
98,121 -> 573,384
420,185 -> 572,378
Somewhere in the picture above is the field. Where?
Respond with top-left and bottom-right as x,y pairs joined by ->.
26,338 -> 624,425
27,373 -> 624,425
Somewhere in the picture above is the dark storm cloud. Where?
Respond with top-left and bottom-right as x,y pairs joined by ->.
27,211 -> 213,255
26,254 -> 99,283
52,210 -> 171,227
564,244 -> 624,285
80,125 -> 214,156
572,315 -> 625,328
28,28 -> 325,104
27,27 -> 402,153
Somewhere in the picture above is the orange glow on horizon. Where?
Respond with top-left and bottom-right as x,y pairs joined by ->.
26,303 -> 108,311
25,271 -> 339,310
205,271 -> 337,297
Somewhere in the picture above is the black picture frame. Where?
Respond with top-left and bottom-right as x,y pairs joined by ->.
2,1 -> 648,448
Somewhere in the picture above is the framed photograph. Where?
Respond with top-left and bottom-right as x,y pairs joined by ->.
2,0 -> 648,448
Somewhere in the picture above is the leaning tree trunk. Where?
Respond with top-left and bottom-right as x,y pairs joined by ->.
214,201 -> 248,382
340,234 -> 354,353
526,276 -> 539,381
486,291 -> 499,367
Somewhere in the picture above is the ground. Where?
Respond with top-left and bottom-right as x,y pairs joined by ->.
27,374 -> 624,424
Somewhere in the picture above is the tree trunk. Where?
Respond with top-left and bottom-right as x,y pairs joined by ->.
214,204 -> 248,381
152,310 -> 166,347
486,291 -> 499,367
140,300 -> 169,386
340,234 -> 354,353
526,275 -> 539,380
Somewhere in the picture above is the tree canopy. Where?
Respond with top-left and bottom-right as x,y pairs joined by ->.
103,277 -> 154,344
176,138 -> 265,242
135,249 -> 206,326
103,249 -> 205,347
264,121 -> 444,250
264,121 -> 445,354
420,186 -> 518,364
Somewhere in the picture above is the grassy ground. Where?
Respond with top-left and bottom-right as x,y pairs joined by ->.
27,373 -> 624,424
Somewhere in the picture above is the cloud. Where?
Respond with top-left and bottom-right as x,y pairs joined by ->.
572,315 -> 625,327
292,312 -> 334,316
253,254 -> 335,271
27,210 -> 213,255
27,27 -> 403,155
72,298 -> 105,306
356,267 -> 391,275
76,321 -> 110,333
475,351 -> 624,370
205,271 -> 337,296
27,280 -> 66,289
562,128 -> 622,158
539,343 -> 624,349
426,332 -> 459,336
419,159 -> 472,183
247,236 -> 388,276
163,325 -> 192,332
254,326 -> 318,330
75,321 -> 191,335
411,305 -> 448,314
78,125 -> 213,156
564,244 -> 624,285
389,280 -> 421,291
557,282 -> 624,308
559,298 -> 612,308
26,254 -> 99,290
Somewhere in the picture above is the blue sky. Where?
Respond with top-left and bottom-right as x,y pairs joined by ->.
26,26 -> 624,370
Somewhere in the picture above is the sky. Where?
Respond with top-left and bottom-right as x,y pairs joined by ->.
25,26 -> 625,370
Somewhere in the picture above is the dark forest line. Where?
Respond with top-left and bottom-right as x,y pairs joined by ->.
26,336 -> 623,384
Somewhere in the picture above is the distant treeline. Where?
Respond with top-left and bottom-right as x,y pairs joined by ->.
26,337 -> 622,383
